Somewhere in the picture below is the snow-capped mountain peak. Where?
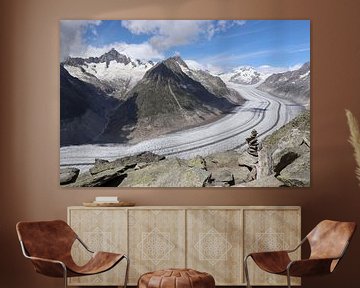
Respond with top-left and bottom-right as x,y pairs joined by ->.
62,48 -> 156,99
229,66 -> 262,85
219,66 -> 263,85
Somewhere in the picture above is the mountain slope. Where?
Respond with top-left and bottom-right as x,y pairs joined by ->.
258,62 -> 310,104
98,57 -> 239,143
173,57 -> 244,104
60,65 -> 120,146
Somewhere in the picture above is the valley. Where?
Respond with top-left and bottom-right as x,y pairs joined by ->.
60,49 -> 309,173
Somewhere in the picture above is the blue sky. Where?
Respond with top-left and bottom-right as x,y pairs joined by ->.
61,20 -> 310,72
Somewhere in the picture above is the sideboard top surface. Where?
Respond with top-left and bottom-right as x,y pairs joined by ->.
68,205 -> 301,210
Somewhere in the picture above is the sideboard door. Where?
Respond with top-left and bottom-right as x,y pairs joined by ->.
128,209 -> 186,284
243,208 -> 301,286
68,208 -> 128,286
186,209 -> 243,285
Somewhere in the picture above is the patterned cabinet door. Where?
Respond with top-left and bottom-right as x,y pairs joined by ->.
128,209 -> 186,284
187,209 -> 243,285
68,208 -> 128,286
243,209 -> 301,286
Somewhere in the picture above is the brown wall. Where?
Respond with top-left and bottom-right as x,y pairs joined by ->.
1,0 -> 360,287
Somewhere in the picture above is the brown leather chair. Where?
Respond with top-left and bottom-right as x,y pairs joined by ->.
244,220 -> 356,288
16,220 -> 129,288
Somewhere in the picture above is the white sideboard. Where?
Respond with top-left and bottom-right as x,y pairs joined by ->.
67,206 -> 301,286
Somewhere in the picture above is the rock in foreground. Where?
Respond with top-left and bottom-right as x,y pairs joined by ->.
60,167 -> 80,185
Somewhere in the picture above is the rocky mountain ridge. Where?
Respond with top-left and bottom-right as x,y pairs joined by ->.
97,56 -> 242,143
258,62 -> 310,105
61,50 -> 245,146
63,48 -> 156,99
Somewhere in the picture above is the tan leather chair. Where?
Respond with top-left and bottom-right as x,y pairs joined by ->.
16,220 -> 129,288
244,220 -> 356,288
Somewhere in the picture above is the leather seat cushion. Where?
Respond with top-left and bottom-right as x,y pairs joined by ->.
138,268 -> 215,288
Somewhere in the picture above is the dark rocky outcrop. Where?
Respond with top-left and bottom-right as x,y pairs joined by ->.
209,168 -> 235,187
67,167 -> 128,187
60,167 -> 80,185
60,65 -> 120,146
63,48 -> 132,68
89,152 -> 165,175
65,152 -> 166,187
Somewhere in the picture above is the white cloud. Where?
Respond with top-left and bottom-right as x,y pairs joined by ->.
122,20 -> 214,51
60,20 -> 101,61
256,63 -> 303,75
185,59 -> 224,74
84,42 -> 164,60
121,20 -> 246,52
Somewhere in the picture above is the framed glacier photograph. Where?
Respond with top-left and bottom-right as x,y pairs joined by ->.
60,20 -> 310,188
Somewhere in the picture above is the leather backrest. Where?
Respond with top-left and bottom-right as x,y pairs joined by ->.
16,220 -> 77,261
307,220 -> 356,260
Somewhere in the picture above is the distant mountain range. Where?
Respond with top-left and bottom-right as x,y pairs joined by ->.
219,66 -> 263,85
257,62 -> 310,104
61,49 -> 244,145
229,66 -> 262,85
61,48 -> 310,146
63,48 -> 155,99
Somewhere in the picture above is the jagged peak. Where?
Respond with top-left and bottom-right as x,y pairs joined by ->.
167,55 -> 188,68
233,65 -> 258,73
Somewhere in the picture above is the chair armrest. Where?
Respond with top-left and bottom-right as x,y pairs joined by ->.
247,250 -> 290,258
19,240 -> 67,277
25,255 -> 67,278
287,258 -> 336,277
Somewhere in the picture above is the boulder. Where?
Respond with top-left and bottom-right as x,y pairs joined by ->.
89,151 -> 165,175
245,166 -> 257,182
205,150 -> 240,169
187,155 -> 206,170
89,159 -> 115,175
210,168 -> 235,186
60,167 -> 80,185
238,152 -> 258,169
118,158 -> 210,187
277,152 -> 310,187
134,162 -> 151,170
235,175 -> 285,187
67,166 -> 127,187
233,166 -> 253,185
